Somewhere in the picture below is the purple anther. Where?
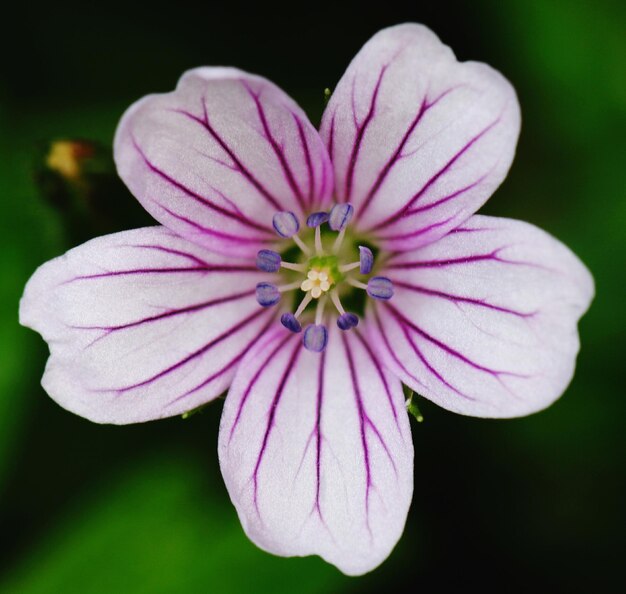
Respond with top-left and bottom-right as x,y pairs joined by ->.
255,282 -> 281,307
328,203 -> 354,231
367,276 -> 394,300
303,324 -> 328,352
306,211 -> 329,228
359,246 -> 374,274
256,249 -> 281,272
280,313 -> 302,333
337,313 -> 359,331
272,211 -> 300,238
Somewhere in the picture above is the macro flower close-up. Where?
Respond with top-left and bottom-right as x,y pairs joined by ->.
19,22 -> 594,577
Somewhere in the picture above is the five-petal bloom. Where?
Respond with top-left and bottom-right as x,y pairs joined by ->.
19,24 -> 593,575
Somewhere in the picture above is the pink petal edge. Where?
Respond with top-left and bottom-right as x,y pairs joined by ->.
19,227 -> 274,423
320,23 -> 521,251
370,215 -> 594,418
218,325 -> 413,575
114,67 -> 334,257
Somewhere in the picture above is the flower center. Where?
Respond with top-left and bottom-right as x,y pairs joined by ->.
255,204 -> 394,353
301,266 -> 333,299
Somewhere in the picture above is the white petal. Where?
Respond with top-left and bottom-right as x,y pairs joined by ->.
20,227 -> 273,423
115,68 -> 333,256
370,215 -> 594,417
219,326 -> 413,575
320,23 -> 520,250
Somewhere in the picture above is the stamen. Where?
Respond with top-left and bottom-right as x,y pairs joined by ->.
256,249 -> 281,272
279,281 -> 302,293
280,261 -> 305,272
294,293 -> 313,318
329,203 -> 354,253
337,312 -> 359,330
359,246 -> 374,274
280,313 -> 302,333
306,212 -> 329,227
315,226 -> 324,254
347,276 -> 394,300
328,204 -> 354,231
339,262 -> 360,273
303,324 -> 328,352
255,283 -> 280,307
272,211 -> 300,238
367,276 -> 394,300
347,278 -> 368,291
259,204 -> 379,349
292,234 -> 311,255
329,289 -> 345,315
332,228 -> 346,253
315,296 -> 327,325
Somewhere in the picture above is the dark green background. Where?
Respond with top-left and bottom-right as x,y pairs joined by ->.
1,1 -> 624,592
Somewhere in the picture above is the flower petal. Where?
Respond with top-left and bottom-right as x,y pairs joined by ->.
369,215 -> 594,418
218,325 -> 413,576
115,68 -> 333,256
320,24 -> 520,250
19,227 -> 274,423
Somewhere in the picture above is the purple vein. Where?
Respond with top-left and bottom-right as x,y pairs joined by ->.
327,111 -> 337,164
127,244 -> 211,267
402,173 -> 489,217
167,314 -> 277,406
252,341 -> 303,513
392,281 -> 536,318
313,349 -> 326,519
351,329 -> 401,432
131,138 -> 270,233
242,83 -> 306,210
72,289 -> 256,334
343,65 -> 387,202
341,333 -> 373,533
358,87 -> 459,218
293,113 -> 315,205
376,215 -> 456,243
385,249 -> 505,270
371,118 -> 501,231
385,302 -> 529,380
103,309 -> 265,394
390,308 -> 473,401
228,333 -> 294,442
66,263 -> 257,283
158,204 -> 273,245
174,102 -> 283,210
371,307 -> 431,394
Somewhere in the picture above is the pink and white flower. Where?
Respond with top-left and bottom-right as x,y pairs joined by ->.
19,24 -> 593,575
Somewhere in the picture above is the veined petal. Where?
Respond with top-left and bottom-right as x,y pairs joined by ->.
218,326 -> 413,576
320,24 -> 520,250
19,227 -> 274,424
115,67 -> 333,256
370,215 -> 594,418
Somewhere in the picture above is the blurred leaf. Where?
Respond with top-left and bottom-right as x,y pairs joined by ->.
1,454 -> 346,594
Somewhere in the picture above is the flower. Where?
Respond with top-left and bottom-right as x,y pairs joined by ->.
19,24 -> 594,575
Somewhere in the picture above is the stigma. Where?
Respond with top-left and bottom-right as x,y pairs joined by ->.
254,204 -> 394,352
301,268 -> 333,298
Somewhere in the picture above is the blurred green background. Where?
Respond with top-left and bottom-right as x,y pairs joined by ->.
1,1 -> 624,592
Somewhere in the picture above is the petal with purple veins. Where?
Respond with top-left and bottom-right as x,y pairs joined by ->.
320,24 -> 520,250
115,68 -> 334,256
369,215 -> 594,418
19,227 -> 275,424
219,326 -> 413,576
